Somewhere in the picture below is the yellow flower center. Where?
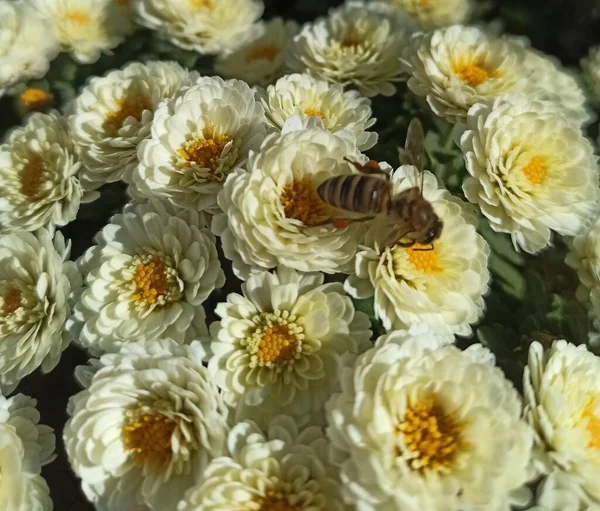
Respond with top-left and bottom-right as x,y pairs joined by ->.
122,409 -> 176,470
398,397 -> 462,470
280,178 -> 331,226
190,0 -> 212,8
340,32 -> 362,49
104,96 -> 151,136
245,311 -> 304,370
303,108 -> 326,120
247,44 -> 279,62
256,491 -> 301,511
65,11 -> 90,26
581,400 -> 600,449
405,244 -> 442,273
178,132 -> 233,179
130,254 -> 181,307
1,287 -> 22,317
522,156 -> 547,185
451,57 -> 496,87
18,88 -> 53,113
20,153 -> 46,201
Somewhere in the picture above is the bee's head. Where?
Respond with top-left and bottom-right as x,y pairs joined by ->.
422,219 -> 443,245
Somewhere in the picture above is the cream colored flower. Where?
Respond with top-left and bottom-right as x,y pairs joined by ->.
327,335 -> 533,511
286,1 -> 416,97
0,392 -> 56,511
0,229 -> 80,394
258,72 -> 378,150
178,416 -> 345,510
377,0 -> 473,28
566,217 -> 600,321
208,266 -> 371,426
33,0 -> 134,64
402,25 -> 533,123
131,76 -> 266,213
0,0 -> 59,97
582,46 -> 600,106
0,110 -> 96,234
214,18 -> 298,87
345,166 -> 490,336
524,340 -> 600,505
64,340 -> 229,511
458,95 -> 599,254
132,0 -> 263,54
69,61 -> 192,191
70,199 -> 224,355
530,471 -> 595,511
519,45 -> 590,126
212,119 -> 366,279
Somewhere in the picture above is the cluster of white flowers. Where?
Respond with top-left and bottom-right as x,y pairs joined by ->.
1,0 -> 600,510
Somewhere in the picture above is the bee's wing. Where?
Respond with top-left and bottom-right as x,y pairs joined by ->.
398,117 -> 426,192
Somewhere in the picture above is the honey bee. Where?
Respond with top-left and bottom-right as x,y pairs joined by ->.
316,117 -> 443,249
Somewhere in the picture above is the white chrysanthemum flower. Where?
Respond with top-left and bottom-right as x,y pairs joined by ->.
69,61 -> 192,191
524,340 -> 600,505
213,120 -> 366,279
402,25 -> 534,123
582,46 -> 600,106
214,18 -> 299,87
0,0 -> 59,97
132,0 -> 263,54
208,266 -> 371,426
70,199 -> 224,355
258,72 -> 378,150
0,110 -> 96,234
64,340 -> 230,511
519,45 -> 590,126
286,1 -> 416,97
0,393 -> 55,511
0,229 -> 80,394
566,217 -> 600,321
327,335 -> 534,511
32,0 -> 134,64
376,0 -> 472,28
178,415 -> 345,511
131,76 -> 266,214
457,95 -> 599,254
345,166 -> 490,336
530,471 -> 594,511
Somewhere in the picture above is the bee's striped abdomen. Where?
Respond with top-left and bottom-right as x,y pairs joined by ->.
317,175 -> 390,215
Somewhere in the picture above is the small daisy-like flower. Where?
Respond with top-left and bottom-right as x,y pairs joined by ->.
286,1 -> 416,97
582,46 -> 600,106
327,333 -> 533,511
132,0 -> 264,54
178,416 -> 346,511
33,0 -> 134,64
213,119 -> 367,279
214,17 -> 299,87
16,88 -> 54,116
0,0 -> 59,97
64,340 -> 230,510
377,0 -> 473,28
524,340 -> 600,505
0,392 -> 56,511
131,76 -> 266,213
0,110 -> 96,234
402,25 -> 532,123
69,61 -> 192,191
70,199 -> 224,355
345,166 -> 490,336
566,218 -> 600,320
0,229 -> 80,394
258,72 -> 378,150
208,266 -> 371,426
457,95 -> 599,254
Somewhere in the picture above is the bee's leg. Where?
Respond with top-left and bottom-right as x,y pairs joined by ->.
309,216 -> 375,228
343,157 -> 386,175
412,245 -> 434,251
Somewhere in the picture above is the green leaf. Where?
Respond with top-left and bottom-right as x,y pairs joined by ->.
488,253 -> 526,300
478,220 -> 525,266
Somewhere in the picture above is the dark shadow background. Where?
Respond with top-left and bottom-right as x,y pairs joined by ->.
1,0 -> 598,509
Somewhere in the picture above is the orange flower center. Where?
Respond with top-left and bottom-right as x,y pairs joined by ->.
256,492 -> 302,511
451,57 -> 496,87
280,178 -> 330,226
130,255 -> 180,307
1,287 -> 22,316
122,410 -> 176,470
20,153 -> 46,201
65,12 -> 90,26
247,44 -> 279,62
178,133 -> 232,174
405,244 -> 442,273
104,96 -> 150,136
18,88 -> 53,113
522,156 -> 547,185
303,108 -> 326,120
